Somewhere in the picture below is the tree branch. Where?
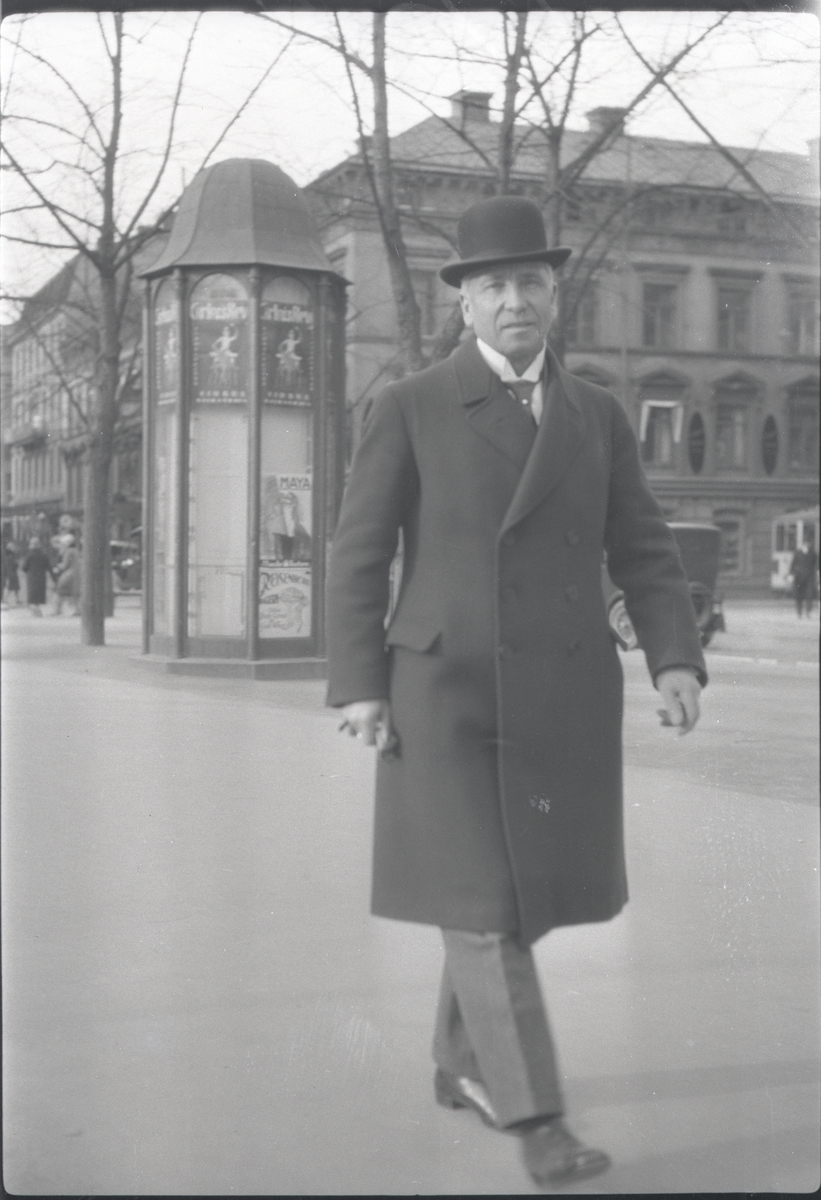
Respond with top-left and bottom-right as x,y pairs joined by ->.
256,11 -> 372,77
616,15 -> 815,251
198,31 -> 296,173
8,35 -> 106,152
119,13 -> 203,245
1,141 -> 102,265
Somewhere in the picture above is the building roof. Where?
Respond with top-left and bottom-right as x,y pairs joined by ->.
5,257 -> 80,341
143,157 -> 341,277
330,115 -> 819,205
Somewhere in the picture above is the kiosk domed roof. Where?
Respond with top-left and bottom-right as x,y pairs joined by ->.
143,158 -> 336,276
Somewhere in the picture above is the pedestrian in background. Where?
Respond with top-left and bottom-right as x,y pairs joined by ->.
21,537 -> 54,617
2,541 -> 21,607
326,197 -> 705,1192
790,533 -> 818,617
53,535 -> 80,616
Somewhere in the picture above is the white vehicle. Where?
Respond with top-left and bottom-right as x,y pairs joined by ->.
771,507 -> 820,593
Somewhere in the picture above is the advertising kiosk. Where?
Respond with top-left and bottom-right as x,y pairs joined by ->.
140,159 -> 346,676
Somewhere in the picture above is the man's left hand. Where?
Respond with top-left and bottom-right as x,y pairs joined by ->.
656,667 -> 701,735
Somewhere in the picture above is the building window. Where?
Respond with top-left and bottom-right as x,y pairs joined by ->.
787,388 -> 820,472
761,415 -> 778,475
564,283 -> 597,346
642,283 -> 677,349
715,403 -> 748,469
688,412 -> 706,474
410,270 -> 439,337
639,400 -> 682,467
785,287 -> 820,356
717,286 -> 752,353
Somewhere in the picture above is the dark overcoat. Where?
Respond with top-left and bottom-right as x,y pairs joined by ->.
326,339 -> 706,946
22,548 -> 52,605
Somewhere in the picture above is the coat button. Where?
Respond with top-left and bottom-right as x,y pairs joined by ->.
565,584 -> 579,602
567,638 -> 582,655
565,529 -> 580,545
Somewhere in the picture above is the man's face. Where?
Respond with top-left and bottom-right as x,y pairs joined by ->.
459,262 -> 557,371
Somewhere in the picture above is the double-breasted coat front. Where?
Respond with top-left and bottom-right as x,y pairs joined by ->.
326,338 -> 706,946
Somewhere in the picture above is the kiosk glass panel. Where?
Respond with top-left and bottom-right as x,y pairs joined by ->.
187,273 -> 249,638
152,278 -> 178,634
259,276 -> 314,640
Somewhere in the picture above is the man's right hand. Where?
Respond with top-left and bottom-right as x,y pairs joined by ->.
338,699 -> 394,750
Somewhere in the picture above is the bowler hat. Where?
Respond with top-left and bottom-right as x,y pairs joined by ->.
439,196 -> 571,287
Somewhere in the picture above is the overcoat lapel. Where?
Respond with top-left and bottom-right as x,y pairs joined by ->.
453,340 -> 536,469
501,351 -> 586,534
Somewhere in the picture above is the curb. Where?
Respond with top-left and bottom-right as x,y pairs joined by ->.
707,653 -> 818,669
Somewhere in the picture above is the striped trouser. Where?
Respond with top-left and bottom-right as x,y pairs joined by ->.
433,929 -> 564,1127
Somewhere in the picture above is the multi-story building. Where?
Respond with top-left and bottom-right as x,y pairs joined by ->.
309,93 -> 820,592
1,241 -> 158,549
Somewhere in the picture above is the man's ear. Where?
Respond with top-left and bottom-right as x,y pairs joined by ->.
459,287 -> 474,329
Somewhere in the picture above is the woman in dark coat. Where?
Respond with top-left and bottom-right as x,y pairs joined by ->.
22,537 -> 53,616
2,542 -> 20,606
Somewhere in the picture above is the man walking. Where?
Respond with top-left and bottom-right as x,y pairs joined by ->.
326,197 -> 706,1190
790,532 -> 818,617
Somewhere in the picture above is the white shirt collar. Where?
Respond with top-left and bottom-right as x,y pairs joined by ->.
475,338 -> 547,384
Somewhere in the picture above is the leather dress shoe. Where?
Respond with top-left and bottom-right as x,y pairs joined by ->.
434,1068 -> 501,1129
519,1116 -> 610,1189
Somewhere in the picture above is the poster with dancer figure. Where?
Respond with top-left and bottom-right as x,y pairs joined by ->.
262,298 -> 314,405
191,282 -> 248,402
154,290 -> 179,405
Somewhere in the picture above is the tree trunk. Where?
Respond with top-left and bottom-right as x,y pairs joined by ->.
371,13 -> 425,375
80,439 -> 111,644
80,263 -> 119,645
431,299 -> 464,362
544,132 -> 567,366
498,13 -> 528,194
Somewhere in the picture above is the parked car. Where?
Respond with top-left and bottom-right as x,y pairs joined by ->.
603,522 -> 725,651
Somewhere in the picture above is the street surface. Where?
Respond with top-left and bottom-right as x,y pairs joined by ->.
2,597 -> 818,1195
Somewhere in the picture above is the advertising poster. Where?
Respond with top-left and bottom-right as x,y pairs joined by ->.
260,473 -> 312,563
262,299 -> 314,405
154,295 -> 179,406
259,472 -> 313,638
191,294 -> 248,403
259,564 -> 312,638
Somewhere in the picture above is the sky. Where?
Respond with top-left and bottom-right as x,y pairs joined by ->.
1,8 -> 819,318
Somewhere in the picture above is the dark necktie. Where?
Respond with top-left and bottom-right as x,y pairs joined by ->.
507,379 -> 537,424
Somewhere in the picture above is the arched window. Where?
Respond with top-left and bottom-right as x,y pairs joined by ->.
638,372 -> 688,469
688,413 -> 706,474
713,374 -> 760,472
786,379 -> 820,473
761,415 -> 778,476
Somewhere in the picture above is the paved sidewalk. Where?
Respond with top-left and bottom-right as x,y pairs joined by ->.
2,601 -> 819,1194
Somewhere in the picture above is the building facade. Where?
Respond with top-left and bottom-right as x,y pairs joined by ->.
1,246 -> 156,551
309,94 -> 820,592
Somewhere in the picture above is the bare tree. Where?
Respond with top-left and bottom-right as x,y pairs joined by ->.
1,13 -> 290,644
261,11 -> 426,376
